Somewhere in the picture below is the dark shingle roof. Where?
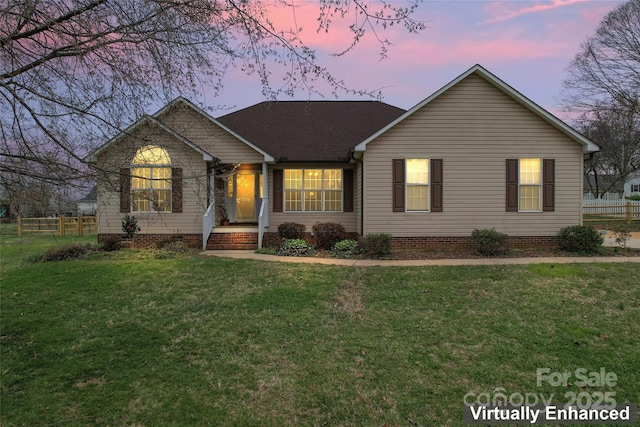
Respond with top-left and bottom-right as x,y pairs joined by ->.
216,101 -> 406,162
78,186 -> 97,202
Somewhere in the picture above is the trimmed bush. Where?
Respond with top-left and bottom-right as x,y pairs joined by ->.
557,225 -> 603,254
278,222 -> 306,240
471,228 -> 509,256
330,239 -> 361,259
312,222 -> 345,250
276,239 -> 312,257
361,233 -> 392,257
42,243 -> 97,262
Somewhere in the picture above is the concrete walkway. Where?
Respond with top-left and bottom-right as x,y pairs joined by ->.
202,250 -> 640,267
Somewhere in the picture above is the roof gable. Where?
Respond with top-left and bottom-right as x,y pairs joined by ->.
216,101 -> 406,162
155,97 -> 275,162
354,64 -> 599,153
85,115 -> 213,163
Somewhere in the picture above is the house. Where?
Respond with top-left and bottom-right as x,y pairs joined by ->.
583,172 -> 640,200
77,186 -> 97,216
86,64 -> 599,250
623,172 -> 640,197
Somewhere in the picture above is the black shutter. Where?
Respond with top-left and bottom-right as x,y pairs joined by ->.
506,159 -> 518,212
343,169 -> 354,212
120,168 -> 131,213
273,169 -> 283,212
431,159 -> 443,212
543,159 -> 555,212
172,168 -> 183,213
392,159 -> 405,212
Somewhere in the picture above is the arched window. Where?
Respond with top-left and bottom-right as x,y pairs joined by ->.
131,145 -> 172,212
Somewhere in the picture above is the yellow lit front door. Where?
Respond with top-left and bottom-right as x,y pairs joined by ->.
236,171 -> 255,221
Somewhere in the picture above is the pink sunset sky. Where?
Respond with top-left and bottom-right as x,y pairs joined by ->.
204,0 -> 624,122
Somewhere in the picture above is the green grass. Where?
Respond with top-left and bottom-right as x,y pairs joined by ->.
1,223 -> 97,275
583,217 -> 640,231
1,234 -> 640,426
2,260 -> 639,425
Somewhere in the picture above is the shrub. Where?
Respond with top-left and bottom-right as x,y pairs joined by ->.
330,239 -> 361,258
122,214 -> 140,238
611,224 -> 632,249
312,222 -> 345,250
42,243 -> 97,262
162,241 -> 190,254
278,222 -> 306,240
624,195 -> 640,201
276,239 -> 313,257
557,225 -> 603,254
101,236 -> 122,252
361,233 -> 392,257
471,228 -> 509,256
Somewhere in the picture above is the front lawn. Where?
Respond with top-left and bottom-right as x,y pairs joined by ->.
1,251 -> 639,426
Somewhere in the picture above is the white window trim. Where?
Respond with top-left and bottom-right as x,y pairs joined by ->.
405,158 -> 430,212
518,157 -> 542,213
283,168 -> 344,213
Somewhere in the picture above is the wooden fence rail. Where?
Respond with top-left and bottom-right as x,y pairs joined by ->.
17,215 -> 97,236
583,201 -> 640,224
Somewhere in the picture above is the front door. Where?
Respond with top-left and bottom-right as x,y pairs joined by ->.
224,170 -> 262,223
235,171 -> 256,222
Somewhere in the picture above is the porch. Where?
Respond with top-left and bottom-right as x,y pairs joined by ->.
202,162 -> 269,250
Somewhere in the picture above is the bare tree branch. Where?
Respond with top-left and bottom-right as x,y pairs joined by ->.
0,0 -> 427,199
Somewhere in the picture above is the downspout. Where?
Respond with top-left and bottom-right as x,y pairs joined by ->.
350,149 -> 364,236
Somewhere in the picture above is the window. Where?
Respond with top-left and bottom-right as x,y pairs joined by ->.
519,158 -> 541,211
632,184 -> 640,193
406,159 -> 430,211
284,169 -> 342,211
506,158 -> 554,212
392,159 -> 443,213
131,145 -> 172,212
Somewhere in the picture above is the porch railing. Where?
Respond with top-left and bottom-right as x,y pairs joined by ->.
202,201 -> 215,250
258,198 -> 267,248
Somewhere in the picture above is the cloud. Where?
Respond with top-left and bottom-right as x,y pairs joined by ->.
480,0 -> 591,25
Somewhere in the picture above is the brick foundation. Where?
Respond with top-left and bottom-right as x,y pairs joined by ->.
98,233 -> 201,249
99,232 -> 558,251
390,236 -> 558,251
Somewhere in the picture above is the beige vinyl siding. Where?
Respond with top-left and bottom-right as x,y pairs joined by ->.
157,105 -> 265,164
96,122 -> 208,235
268,164 -> 357,232
363,74 -> 584,237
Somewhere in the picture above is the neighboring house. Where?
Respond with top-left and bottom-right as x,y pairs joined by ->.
77,186 -> 97,216
86,64 -> 599,250
584,172 -> 640,200
623,172 -> 640,197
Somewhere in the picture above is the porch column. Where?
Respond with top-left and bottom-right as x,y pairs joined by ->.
262,162 -> 269,227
